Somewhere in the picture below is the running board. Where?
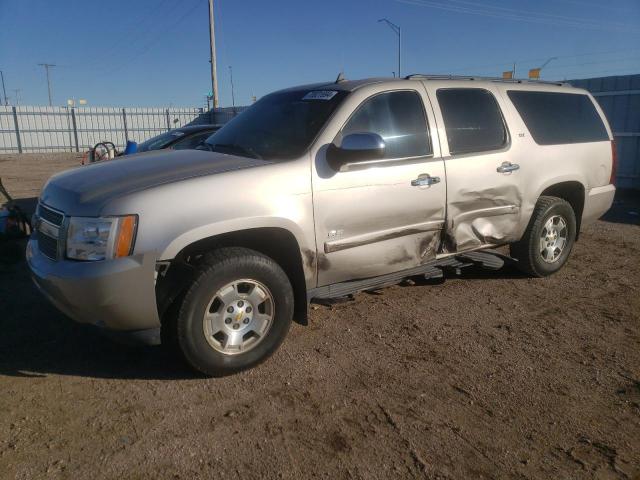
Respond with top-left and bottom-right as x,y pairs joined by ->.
308,250 -> 507,302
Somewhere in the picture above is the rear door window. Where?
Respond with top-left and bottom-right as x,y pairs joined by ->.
436,88 -> 508,155
507,91 -> 608,145
341,90 -> 432,159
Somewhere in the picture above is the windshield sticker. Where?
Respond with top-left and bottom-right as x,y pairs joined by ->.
303,90 -> 338,101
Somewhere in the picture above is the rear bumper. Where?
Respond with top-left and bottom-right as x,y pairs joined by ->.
583,184 -> 616,226
26,238 -> 161,345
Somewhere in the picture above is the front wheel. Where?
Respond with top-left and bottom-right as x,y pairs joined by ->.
176,247 -> 294,376
510,196 -> 577,277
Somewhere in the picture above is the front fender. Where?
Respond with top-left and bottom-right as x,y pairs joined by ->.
158,216 -> 311,261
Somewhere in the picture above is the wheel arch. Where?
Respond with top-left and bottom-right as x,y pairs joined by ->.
538,180 -> 586,239
157,227 -> 310,329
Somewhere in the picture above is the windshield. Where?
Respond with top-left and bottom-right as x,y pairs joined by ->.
204,89 -> 349,160
137,130 -> 186,152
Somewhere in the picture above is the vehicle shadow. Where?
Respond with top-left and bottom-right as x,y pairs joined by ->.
406,255 -> 530,286
0,243 -> 198,380
601,189 -> 640,226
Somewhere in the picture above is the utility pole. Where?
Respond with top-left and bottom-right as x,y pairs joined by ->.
378,19 -> 401,78
207,0 -> 219,109
229,66 -> 235,108
38,63 -> 56,106
12,89 -> 21,106
0,70 -> 7,106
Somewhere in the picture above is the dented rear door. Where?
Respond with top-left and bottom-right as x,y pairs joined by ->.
425,83 -> 524,252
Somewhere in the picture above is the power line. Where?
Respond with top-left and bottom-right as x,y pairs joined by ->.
401,0 -> 637,31
553,0 -> 638,13
99,0 -> 203,75
396,0 -> 640,33
73,0 -> 187,69
543,56 -> 640,71
444,49 -> 640,74
439,0 -> 634,28
561,66 -> 640,79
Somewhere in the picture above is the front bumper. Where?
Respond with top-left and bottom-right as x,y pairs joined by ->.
26,238 -> 161,345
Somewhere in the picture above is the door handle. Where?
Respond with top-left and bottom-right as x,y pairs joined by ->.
411,174 -> 440,187
497,161 -> 520,173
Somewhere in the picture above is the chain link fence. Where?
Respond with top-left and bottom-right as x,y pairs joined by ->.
0,106 -> 245,154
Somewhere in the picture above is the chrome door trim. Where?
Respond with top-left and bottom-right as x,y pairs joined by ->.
454,204 -> 519,223
324,220 -> 444,254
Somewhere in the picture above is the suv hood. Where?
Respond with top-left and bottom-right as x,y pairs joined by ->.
40,149 -> 269,215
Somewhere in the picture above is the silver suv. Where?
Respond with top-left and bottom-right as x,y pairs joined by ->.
28,76 -> 616,375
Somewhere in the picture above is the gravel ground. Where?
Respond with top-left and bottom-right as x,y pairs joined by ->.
1,153 -> 639,479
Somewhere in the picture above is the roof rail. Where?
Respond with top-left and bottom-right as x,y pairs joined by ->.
404,73 -> 567,86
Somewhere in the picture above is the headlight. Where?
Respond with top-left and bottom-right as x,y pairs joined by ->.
66,215 -> 137,261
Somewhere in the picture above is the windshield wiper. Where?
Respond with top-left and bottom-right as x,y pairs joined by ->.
208,143 -> 262,160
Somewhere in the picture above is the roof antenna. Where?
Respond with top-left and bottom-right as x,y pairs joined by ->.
335,71 -> 346,84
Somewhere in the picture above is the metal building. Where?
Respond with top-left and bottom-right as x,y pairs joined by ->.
570,74 -> 640,190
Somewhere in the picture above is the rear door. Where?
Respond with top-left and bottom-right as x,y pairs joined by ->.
425,84 -> 524,251
311,86 -> 446,286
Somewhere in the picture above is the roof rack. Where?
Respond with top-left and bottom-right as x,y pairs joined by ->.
404,74 -> 567,86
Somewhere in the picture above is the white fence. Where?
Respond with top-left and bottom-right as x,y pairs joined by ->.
0,105 -> 243,154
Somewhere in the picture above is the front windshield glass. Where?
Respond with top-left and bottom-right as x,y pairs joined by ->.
137,131 -> 185,152
204,89 -> 348,160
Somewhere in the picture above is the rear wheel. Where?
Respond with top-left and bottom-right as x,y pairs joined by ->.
176,247 -> 294,376
510,196 -> 576,277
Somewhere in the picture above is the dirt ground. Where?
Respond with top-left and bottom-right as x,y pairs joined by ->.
1,153 -> 639,480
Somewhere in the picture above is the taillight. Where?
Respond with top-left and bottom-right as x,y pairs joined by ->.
610,140 -> 618,185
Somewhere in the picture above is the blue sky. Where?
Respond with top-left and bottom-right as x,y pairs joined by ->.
0,0 -> 639,107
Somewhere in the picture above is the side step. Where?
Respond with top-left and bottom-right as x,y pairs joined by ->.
308,250 -> 507,302
458,250 -> 505,270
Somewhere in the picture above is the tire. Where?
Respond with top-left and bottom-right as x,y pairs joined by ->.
176,247 -> 294,376
510,196 -> 577,277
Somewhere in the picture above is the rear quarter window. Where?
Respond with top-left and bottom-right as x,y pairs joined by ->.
507,91 -> 608,145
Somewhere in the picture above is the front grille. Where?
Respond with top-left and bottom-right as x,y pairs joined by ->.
38,204 -> 64,226
36,203 -> 64,260
37,230 -> 59,260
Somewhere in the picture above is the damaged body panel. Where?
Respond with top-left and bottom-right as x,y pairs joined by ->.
444,163 -> 524,252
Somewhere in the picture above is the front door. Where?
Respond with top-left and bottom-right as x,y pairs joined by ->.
311,87 -> 446,286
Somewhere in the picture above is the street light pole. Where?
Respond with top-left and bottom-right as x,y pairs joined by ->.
38,63 -> 56,106
0,70 -> 7,105
208,0 -> 219,109
378,18 -> 401,78
229,66 -> 235,108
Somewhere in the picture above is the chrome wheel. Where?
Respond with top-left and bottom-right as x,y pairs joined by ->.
539,215 -> 568,263
202,279 -> 275,355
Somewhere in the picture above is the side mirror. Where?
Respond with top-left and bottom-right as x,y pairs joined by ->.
327,133 -> 386,171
